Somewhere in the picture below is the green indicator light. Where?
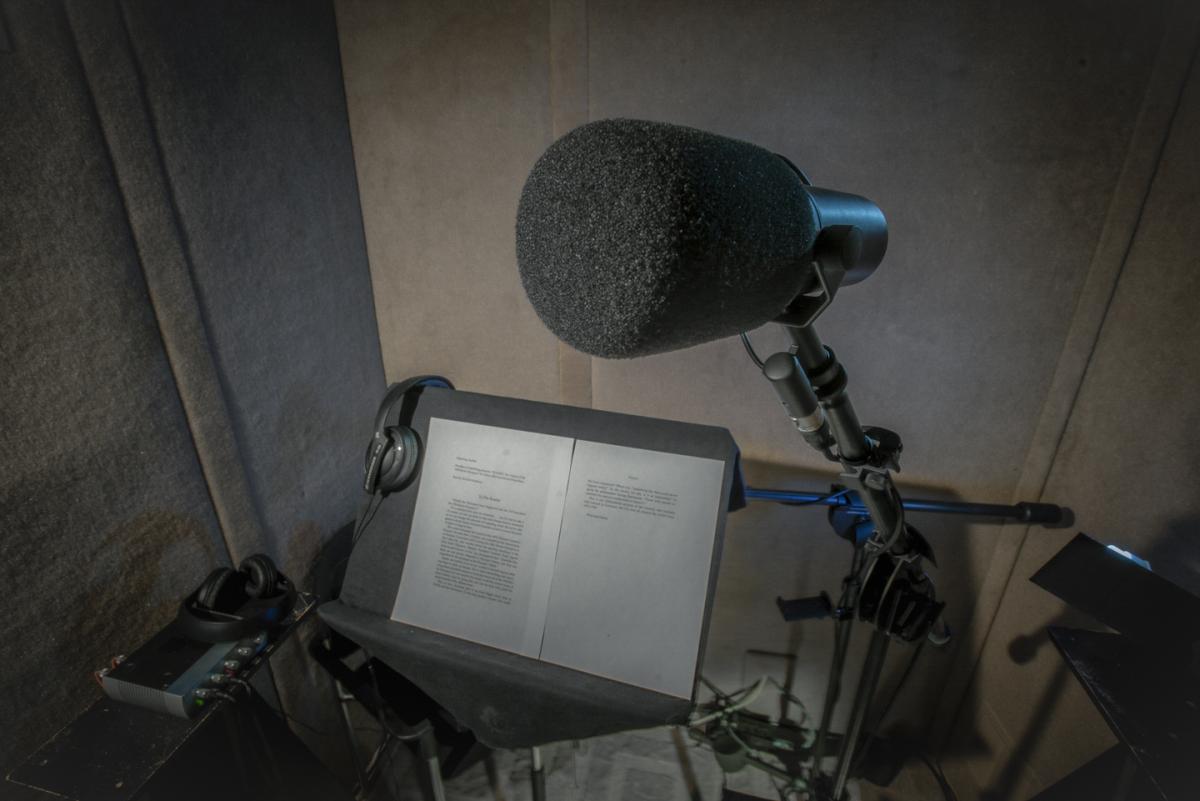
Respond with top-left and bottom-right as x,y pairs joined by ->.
195,698 -> 205,706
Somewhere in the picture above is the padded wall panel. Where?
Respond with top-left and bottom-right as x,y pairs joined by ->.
586,0 -> 1165,499
581,0 -> 1169,763
336,0 -> 563,402
2,0 -> 381,782
116,0 -> 385,575
66,0 -> 266,564
106,0 -> 385,776
949,43 -> 1200,799
0,0 -> 227,773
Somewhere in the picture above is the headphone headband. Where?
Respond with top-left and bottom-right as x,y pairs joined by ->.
371,375 -> 452,441
364,375 -> 453,493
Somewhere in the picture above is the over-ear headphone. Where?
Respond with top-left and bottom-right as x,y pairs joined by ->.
178,553 -> 297,643
857,550 -> 944,642
363,375 -> 453,496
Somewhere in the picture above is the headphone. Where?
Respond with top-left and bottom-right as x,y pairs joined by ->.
362,375 -> 453,496
857,548 -> 945,642
177,553 -> 297,643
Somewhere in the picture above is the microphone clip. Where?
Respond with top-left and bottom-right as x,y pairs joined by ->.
861,426 -> 903,474
833,425 -> 903,475
775,223 -> 871,329
775,258 -> 842,328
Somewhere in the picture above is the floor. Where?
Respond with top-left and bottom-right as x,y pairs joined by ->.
365,725 -> 898,801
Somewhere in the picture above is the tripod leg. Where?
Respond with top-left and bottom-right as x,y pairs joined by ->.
812,614 -> 853,771
419,728 -> 447,801
831,629 -> 890,799
531,746 -> 546,801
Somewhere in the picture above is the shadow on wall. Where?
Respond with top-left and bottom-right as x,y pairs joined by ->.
971,519 -> 1200,801
707,458 -> 999,776
974,608 -> 1083,801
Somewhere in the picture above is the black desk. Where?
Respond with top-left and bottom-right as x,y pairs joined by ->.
1032,627 -> 1199,801
1028,534 -> 1200,801
6,595 -> 350,801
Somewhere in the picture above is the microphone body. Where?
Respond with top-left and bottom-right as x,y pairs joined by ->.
516,118 -> 886,358
805,187 -> 887,286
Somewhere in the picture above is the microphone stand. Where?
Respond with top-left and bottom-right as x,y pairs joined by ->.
764,321 -> 927,801
755,320 -> 1067,800
742,487 -> 1065,525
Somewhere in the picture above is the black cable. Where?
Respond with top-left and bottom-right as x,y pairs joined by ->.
877,479 -> 907,552
236,679 -> 330,736
699,675 -> 726,699
230,675 -> 386,740
363,652 -> 433,742
740,331 -> 765,369
351,492 -> 384,547
319,491 -> 383,582
919,751 -> 958,801
372,733 -> 400,795
279,709 -> 334,737
225,676 -> 253,696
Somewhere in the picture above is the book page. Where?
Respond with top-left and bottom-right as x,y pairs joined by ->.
391,418 -> 575,657
538,441 -> 725,697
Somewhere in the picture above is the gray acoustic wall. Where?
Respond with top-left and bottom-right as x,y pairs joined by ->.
1,0 -> 381,782
338,1 -> 1200,799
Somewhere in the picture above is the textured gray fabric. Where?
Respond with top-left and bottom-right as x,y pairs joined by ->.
66,0 -> 267,561
0,0 -> 227,773
328,387 -> 740,747
516,118 -> 820,358
948,41 -> 1200,797
88,1 -> 384,777
116,0 -> 385,574
1,0 -> 381,782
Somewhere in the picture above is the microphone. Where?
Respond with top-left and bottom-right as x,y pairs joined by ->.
516,118 -> 887,358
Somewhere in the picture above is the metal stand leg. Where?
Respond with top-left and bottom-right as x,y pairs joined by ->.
332,678 -> 369,798
830,629 -> 890,800
419,728 -> 446,801
531,746 -> 547,801
812,614 -> 854,770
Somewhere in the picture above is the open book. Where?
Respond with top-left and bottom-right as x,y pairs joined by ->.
391,417 -> 726,698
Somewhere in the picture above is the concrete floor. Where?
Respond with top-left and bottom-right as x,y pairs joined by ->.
365,723 -> 952,801
373,726 -> 799,801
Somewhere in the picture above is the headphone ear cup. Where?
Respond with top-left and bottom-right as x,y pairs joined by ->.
377,425 -> 420,494
196,568 -> 229,610
196,567 -> 239,611
363,435 -> 387,493
240,554 -> 279,599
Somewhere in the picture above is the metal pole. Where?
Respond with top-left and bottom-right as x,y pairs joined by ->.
333,678 -> 369,798
785,325 -> 907,551
830,629 -> 890,800
419,728 -> 446,801
531,746 -> 547,801
743,487 -> 1064,525
811,613 -> 854,771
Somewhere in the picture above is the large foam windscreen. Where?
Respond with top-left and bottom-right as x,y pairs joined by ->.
516,118 -> 820,359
